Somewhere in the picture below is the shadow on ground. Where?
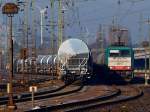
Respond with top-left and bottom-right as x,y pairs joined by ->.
85,63 -> 150,86
85,63 -> 127,86
130,76 -> 150,84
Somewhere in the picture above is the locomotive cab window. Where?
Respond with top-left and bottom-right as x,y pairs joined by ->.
109,52 -> 119,57
120,50 -> 130,57
109,50 -> 119,57
109,49 -> 130,57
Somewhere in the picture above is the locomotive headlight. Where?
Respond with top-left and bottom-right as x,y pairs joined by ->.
110,66 -> 113,69
127,67 -> 130,69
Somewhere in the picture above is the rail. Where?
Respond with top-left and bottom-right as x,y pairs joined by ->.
25,87 -> 120,112
65,86 -> 143,112
25,86 -> 143,112
0,80 -> 83,105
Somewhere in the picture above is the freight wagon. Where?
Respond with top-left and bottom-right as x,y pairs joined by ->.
57,38 -> 93,83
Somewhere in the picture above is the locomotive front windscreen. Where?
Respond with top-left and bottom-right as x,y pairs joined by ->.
108,49 -> 132,70
109,50 -> 130,57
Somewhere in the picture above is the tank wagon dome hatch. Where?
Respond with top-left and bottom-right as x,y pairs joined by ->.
58,38 -> 90,63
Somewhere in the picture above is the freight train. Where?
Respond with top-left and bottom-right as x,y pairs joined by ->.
15,38 -> 93,83
105,46 -> 134,80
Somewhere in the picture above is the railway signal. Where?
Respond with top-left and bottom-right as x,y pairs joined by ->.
2,2 -> 19,111
29,86 -> 37,108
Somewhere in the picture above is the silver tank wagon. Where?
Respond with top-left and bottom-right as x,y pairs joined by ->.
57,38 -> 93,82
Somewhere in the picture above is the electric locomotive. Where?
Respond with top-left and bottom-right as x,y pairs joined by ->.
105,46 -> 134,79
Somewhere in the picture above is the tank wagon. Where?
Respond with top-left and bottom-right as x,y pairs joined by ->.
57,38 -> 93,82
105,46 -> 134,79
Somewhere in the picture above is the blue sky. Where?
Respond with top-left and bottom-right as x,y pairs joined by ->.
1,0 -> 150,47
36,0 -> 150,44
75,0 -> 150,43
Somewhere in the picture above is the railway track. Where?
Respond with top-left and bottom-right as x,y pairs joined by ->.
0,80 -> 83,106
64,86 -> 143,112
25,85 -> 143,112
23,86 -> 119,112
